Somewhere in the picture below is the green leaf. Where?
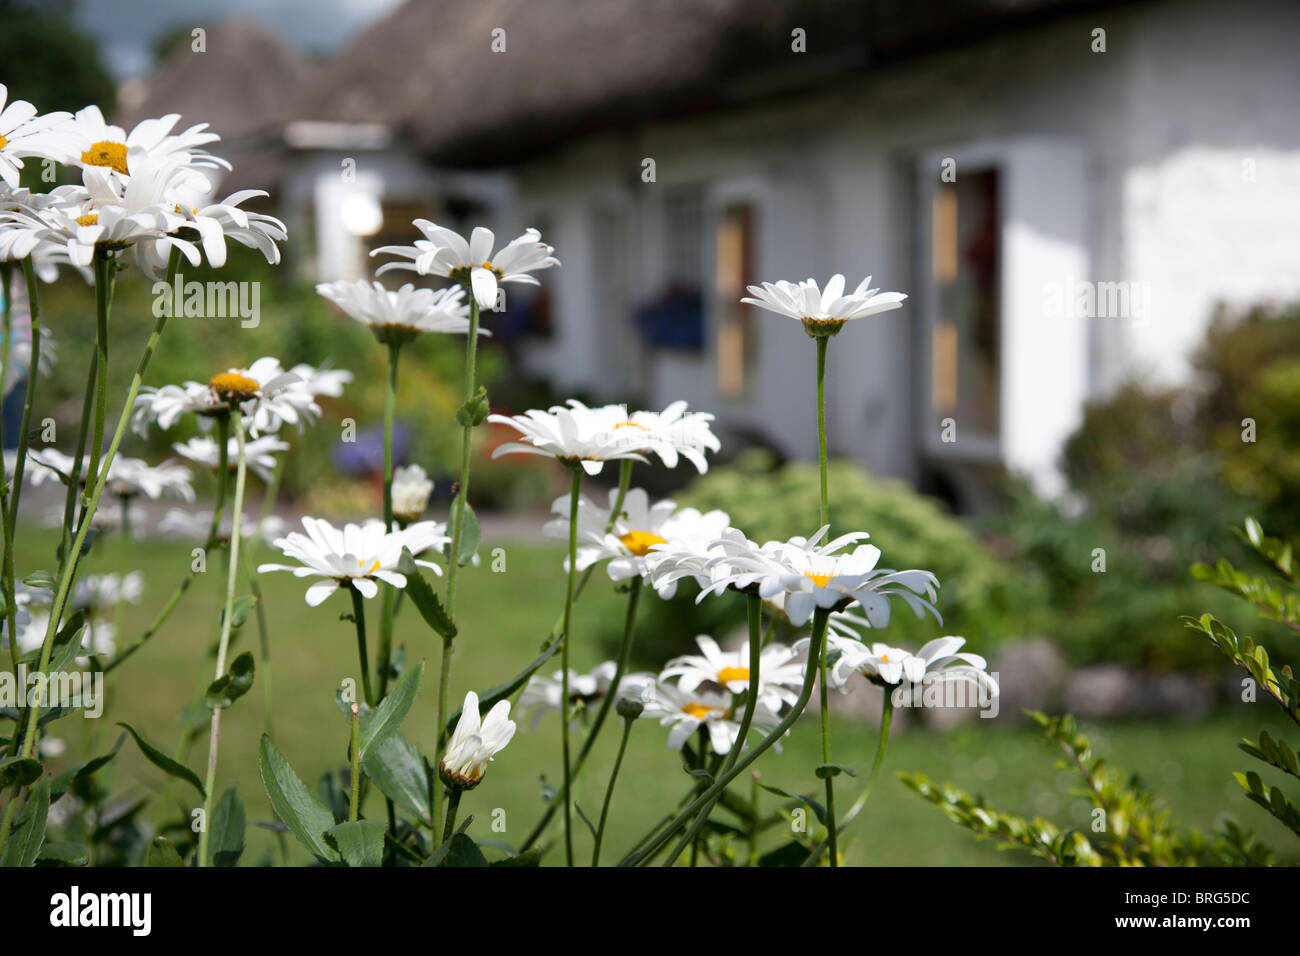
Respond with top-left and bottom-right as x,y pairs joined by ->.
50,734 -> 123,801
361,732 -> 432,824
358,660 -> 423,760
119,723 -> 205,797
758,840 -> 813,867
0,776 -> 49,867
574,802 -> 598,840
326,820 -> 386,867
37,841 -> 88,866
489,847 -> 544,867
48,610 -> 88,674
444,502 -> 480,567
441,832 -> 488,867
0,756 -> 42,788
205,652 -> 255,711
441,638 -> 562,745
815,763 -> 856,780
218,595 -> 257,630
207,785 -> 246,867
147,836 -> 185,867
257,735 -> 339,863
455,386 -> 490,427
22,570 -> 55,591
758,783 -> 826,823
397,548 -> 457,640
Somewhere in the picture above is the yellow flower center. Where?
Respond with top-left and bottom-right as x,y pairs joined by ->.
75,213 -> 99,227
208,371 -> 261,400
682,703 -> 722,721
82,141 -> 129,175
619,529 -> 666,556
879,653 -> 890,663
0,135 -> 8,150
716,666 -> 750,683
804,571 -> 833,588
480,260 -> 493,270
358,559 -> 381,574
614,420 -> 647,430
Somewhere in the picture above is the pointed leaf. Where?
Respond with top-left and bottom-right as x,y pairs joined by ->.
326,820 -> 386,867
119,723 -> 204,797
258,735 -> 339,863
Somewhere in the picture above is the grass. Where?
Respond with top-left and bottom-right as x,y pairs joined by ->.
12,525 -> 1281,866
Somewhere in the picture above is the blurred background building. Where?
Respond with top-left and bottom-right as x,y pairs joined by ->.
96,0 -> 1300,506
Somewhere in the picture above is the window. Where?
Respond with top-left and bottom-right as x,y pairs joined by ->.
929,168 -> 1001,440
714,202 -> 756,399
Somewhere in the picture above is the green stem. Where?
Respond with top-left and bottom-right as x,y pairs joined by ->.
559,466 -> 582,867
819,626 -> 838,866
661,590 -> 764,866
803,689 -> 894,866
197,408 -> 248,868
349,583 -> 374,707
442,788 -> 462,845
349,703 -> 361,822
591,716 -> 635,867
376,341 -> 400,700
433,296 -> 480,840
816,335 -> 829,530
621,606 -> 831,867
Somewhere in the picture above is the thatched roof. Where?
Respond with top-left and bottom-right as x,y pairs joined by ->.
116,18 -> 319,191
296,0 -> 1127,168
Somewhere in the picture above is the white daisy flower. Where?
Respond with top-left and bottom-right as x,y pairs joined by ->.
0,159 -> 202,272
67,105 -> 227,182
138,188 -> 287,276
372,222 -> 559,310
257,516 -> 447,606
288,362 -> 353,399
172,435 -> 288,483
0,86 -> 84,187
391,464 -> 433,524
708,526 -> 940,628
73,571 -> 145,611
817,635 -> 998,700
644,525 -> 757,600
659,635 -> 805,711
542,486 -> 731,597
439,690 -> 516,790
315,279 -> 479,344
132,357 -> 320,437
487,404 -> 650,476
641,680 -> 779,755
104,456 -> 195,501
558,399 -> 720,473
742,273 -> 907,336
516,662 -> 656,731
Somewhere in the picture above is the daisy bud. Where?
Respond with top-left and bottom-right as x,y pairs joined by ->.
391,464 -> 433,525
615,695 -> 644,721
439,691 -> 516,791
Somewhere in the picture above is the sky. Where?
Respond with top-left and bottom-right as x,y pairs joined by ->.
73,0 -> 405,77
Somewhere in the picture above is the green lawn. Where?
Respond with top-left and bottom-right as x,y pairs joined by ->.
14,525 -> 1279,866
